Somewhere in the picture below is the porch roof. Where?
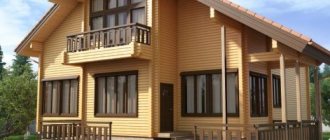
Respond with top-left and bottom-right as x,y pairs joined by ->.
198,0 -> 330,65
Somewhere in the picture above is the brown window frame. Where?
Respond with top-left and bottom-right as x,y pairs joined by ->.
90,0 -> 146,30
94,70 -> 138,117
249,72 -> 268,117
181,70 -> 240,117
42,78 -> 79,117
272,75 -> 281,108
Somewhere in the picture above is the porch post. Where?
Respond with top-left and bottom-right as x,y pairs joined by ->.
314,66 -> 322,139
280,54 -> 288,140
295,60 -> 303,139
280,54 -> 287,123
221,25 -> 227,126
295,60 -> 302,122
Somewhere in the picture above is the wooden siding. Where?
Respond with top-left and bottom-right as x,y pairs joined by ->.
152,0 -> 178,135
65,43 -> 153,64
84,59 -> 152,137
176,0 -> 242,132
244,27 -> 270,124
41,4 -> 83,121
272,67 -> 309,121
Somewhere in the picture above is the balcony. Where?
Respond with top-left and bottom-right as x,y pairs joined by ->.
63,23 -> 152,64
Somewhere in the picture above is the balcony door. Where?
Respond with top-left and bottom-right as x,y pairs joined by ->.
90,0 -> 146,30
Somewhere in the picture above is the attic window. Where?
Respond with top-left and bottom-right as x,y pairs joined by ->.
90,0 -> 146,30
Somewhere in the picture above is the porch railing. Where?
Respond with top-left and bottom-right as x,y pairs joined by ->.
67,23 -> 151,53
193,120 -> 319,140
38,121 -> 112,140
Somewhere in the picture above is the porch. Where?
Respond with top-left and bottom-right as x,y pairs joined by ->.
38,121 -> 112,140
193,120 -> 319,140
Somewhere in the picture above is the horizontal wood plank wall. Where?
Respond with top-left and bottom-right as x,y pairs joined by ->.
152,0 -> 178,135
84,59 -> 152,137
176,0 -> 241,131
42,4 -> 83,121
245,27 -> 269,124
272,67 -> 308,121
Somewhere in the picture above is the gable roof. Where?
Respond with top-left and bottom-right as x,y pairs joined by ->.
16,0 -> 330,64
198,0 -> 330,64
15,4 -> 58,56
15,1 -> 78,57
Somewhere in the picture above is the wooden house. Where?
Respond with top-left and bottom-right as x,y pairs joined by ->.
16,0 -> 330,139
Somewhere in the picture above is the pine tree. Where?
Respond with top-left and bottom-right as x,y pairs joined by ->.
11,55 -> 32,77
0,45 -> 6,80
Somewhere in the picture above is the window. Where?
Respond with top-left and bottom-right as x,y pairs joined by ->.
181,70 -> 239,117
95,71 -> 138,117
43,79 -> 79,116
272,75 -> 281,108
249,72 -> 268,117
90,0 -> 146,30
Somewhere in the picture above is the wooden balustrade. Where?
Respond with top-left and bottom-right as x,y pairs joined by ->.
39,121 -> 112,140
67,23 -> 151,53
194,124 -> 257,140
194,120 -> 319,140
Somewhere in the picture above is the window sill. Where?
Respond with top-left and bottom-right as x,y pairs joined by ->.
95,113 -> 138,118
250,115 -> 268,118
42,113 -> 78,117
181,113 -> 239,117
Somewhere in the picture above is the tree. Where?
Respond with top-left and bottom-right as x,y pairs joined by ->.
11,55 -> 32,77
0,45 -> 6,80
310,64 -> 330,126
321,78 -> 330,126
0,72 -> 37,135
0,54 -> 37,137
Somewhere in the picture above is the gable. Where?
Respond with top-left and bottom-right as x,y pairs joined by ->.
198,0 -> 330,64
15,0 -> 79,57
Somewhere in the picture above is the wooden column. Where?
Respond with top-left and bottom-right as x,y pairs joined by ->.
221,25 -> 227,125
280,54 -> 287,123
314,66 -> 322,139
36,54 -> 43,132
280,54 -> 289,140
295,60 -> 302,122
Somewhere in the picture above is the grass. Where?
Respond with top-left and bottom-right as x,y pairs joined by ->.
324,132 -> 330,140
4,135 -> 37,140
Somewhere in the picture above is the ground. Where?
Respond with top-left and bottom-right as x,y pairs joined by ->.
4,135 -> 37,140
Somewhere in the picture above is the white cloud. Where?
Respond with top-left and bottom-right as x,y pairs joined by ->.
0,0 -> 52,68
230,0 -> 330,15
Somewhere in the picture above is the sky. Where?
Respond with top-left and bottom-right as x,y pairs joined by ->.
0,0 -> 329,69
0,0 -> 52,69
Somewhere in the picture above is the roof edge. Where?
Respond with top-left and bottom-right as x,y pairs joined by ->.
15,4 -> 58,54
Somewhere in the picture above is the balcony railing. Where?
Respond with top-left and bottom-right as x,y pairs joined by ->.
193,120 -> 319,140
67,23 -> 151,53
38,121 -> 112,140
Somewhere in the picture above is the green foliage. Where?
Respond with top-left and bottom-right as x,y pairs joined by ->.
4,135 -> 37,140
323,132 -> 330,140
310,64 -> 330,127
0,54 -> 37,136
0,45 -> 6,80
11,55 -> 32,77
310,83 -> 316,118
0,73 -> 37,134
322,78 -> 330,126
